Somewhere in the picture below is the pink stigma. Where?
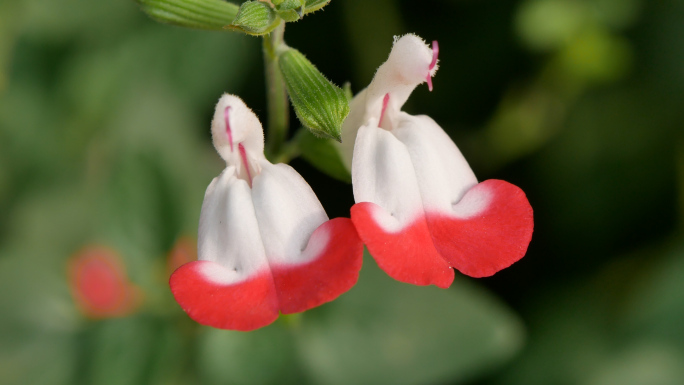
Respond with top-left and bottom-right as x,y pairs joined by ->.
239,144 -> 253,186
426,40 -> 439,91
379,93 -> 390,127
224,106 -> 234,152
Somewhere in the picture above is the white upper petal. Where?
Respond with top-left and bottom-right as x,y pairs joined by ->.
365,34 -> 436,116
340,35 -> 437,167
351,119 -> 424,232
197,167 -> 269,284
339,88 -> 370,170
211,94 -> 266,181
251,161 -> 329,266
392,113 -> 478,213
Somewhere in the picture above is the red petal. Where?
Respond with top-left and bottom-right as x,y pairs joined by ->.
169,261 -> 279,331
351,202 -> 454,288
427,179 -> 533,278
272,218 -> 364,314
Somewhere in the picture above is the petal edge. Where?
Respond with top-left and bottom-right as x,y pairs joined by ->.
170,261 -> 279,331
351,202 -> 454,288
426,179 -> 534,278
272,218 -> 364,314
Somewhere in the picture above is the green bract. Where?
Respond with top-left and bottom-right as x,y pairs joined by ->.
230,1 -> 280,36
278,47 -> 349,141
135,0 -> 239,30
274,0 -> 305,22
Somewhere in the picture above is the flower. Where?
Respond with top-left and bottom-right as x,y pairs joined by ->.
344,35 -> 534,288
170,94 -> 363,331
68,246 -> 141,318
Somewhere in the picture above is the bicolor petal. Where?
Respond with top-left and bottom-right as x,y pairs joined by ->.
349,35 -> 533,287
170,95 -> 363,331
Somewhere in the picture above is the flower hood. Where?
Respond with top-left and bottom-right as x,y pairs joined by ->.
170,94 -> 363,331
347,34 -> 534,288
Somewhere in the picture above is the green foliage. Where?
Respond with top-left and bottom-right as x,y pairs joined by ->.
198,324 -> 303,385
230,1 -> 280,36
297,255 -> 524,385
278,47 -> 349,141
492,239 -> 684,385
135,0 -> 239,30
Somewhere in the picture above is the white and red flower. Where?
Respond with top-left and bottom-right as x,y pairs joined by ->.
344,34 -> 534,288
170,95 -> 363,331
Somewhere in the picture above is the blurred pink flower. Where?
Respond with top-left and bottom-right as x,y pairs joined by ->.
68,246 -> 141,318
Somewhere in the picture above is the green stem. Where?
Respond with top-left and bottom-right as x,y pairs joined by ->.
263,23 -> 289,160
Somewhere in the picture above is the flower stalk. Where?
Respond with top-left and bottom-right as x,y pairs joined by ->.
263,23 -> 289,160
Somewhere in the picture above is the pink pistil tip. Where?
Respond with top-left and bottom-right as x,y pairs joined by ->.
379,93 -> 390,126
426,40 -> 439,91
429,40 -> 439,71
224,106 -> 234,152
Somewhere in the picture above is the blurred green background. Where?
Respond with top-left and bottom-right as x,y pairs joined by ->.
1,0 -> 684,384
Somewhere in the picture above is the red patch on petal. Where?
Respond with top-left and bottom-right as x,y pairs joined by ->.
272,218 -> 364,314
427,179 -> 533,278
351,202 -> 454,288
68,246 -> 140,319
169,261 -> 279,331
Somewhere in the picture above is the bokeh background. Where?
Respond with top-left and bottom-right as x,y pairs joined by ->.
2,0 -> 684,384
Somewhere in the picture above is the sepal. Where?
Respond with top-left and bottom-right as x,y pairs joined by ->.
135,0 -> 239,31
229,1 -> 281,36
278,47 -> 349,141
273,0 -> 304,22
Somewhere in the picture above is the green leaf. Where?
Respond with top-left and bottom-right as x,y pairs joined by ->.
135,0 -> 239,31
278,47 -> 349,141
85,317 -> 155,385
198,324 -> 303,385
230,1 -> 280,36
296,128 -> 351,183
296,254 -> 524,385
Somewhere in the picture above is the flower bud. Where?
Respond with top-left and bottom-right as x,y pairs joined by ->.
278,47 -> 349,141
273,0 -> 305,22
230,1 -> 280,36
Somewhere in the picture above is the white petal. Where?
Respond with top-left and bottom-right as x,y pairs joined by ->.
339,34 -> 436,166
365,34 -> 435,116
197,167 -> 269,284
392,113 -> 478,213
351,120 -> 424,232
339,88 -> 370,171
251,161 -> 329,266
211,94 -> 265,168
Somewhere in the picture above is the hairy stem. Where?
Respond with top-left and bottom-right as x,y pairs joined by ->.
263,23 -> 289,160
